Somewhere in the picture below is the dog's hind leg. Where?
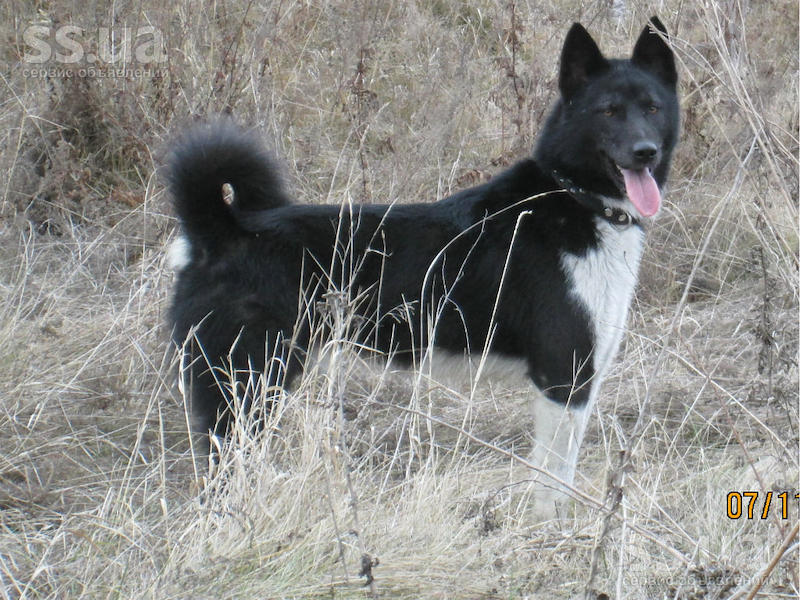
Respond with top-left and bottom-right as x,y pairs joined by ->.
178,322 -> 303,444
530,393 -> 592,519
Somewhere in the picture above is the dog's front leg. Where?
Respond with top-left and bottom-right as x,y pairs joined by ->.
529,393 -> 591,519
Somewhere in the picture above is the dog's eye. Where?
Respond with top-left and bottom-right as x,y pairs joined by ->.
603,106 -> 616,117
648,104 -> 659,114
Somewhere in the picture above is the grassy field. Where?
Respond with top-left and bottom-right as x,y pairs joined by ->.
0,1 -> 797,598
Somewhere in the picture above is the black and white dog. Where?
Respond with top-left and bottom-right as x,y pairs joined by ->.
167,18 -> 678,515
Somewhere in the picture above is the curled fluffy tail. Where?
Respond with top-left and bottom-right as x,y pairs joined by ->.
167,120 -> 290,248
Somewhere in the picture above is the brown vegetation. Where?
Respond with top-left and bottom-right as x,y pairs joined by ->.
0,1 -> 797,597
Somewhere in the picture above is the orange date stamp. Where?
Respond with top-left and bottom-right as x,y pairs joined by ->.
726,490 -> 800,520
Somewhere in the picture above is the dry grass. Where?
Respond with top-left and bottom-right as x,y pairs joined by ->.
0,1 -> 797,598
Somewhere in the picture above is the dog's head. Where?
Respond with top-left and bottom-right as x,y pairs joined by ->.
535,17 -> 680,219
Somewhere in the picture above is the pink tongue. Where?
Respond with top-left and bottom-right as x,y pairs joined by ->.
620,168 -> 661,217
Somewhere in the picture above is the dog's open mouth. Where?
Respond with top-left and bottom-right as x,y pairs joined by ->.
615,166 -> 661,217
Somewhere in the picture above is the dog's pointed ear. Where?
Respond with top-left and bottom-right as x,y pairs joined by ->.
559,22 -> 609,100
558,23 -> 609,99
632,16 -> 677,88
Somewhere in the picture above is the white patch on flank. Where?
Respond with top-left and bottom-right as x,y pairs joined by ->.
311,347 -> 531,394
167,236 -> 192,271
419,349 -> 531,391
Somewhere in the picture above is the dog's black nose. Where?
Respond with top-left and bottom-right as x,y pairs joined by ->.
632,141 -> 658,164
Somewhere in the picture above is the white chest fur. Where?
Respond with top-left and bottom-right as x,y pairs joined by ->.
531,221 -> 645,517
560,220 -> 644,383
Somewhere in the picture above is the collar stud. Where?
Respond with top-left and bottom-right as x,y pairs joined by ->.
552,170 -> 637,227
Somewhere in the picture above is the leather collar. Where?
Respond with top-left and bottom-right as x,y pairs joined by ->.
551,170 -> 637,227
